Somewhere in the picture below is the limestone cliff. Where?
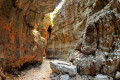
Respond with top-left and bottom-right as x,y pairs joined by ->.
46,0 -> 120,77
0,0 -> 59,72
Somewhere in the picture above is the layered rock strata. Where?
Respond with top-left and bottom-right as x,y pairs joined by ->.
47,0 -> 120,79
0,0 -> 59,73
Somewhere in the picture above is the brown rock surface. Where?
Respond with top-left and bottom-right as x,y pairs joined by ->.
0,0 -> 59,72
39,14 -> 52,56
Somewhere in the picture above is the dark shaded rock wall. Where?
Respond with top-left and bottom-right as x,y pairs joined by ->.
0,0 -> 59,71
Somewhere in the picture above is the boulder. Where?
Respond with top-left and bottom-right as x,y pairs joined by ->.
59,74 -> 69,80
50,60 -> 77,76
96,74 -> 108,80
115,71 -> 120,79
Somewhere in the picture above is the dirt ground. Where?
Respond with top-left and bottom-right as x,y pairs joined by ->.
16,58 -> 53,80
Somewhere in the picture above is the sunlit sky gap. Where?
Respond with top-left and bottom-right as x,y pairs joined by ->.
50,0 -> 65,27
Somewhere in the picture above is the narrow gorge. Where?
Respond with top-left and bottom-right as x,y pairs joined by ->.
0,0 -> 120,80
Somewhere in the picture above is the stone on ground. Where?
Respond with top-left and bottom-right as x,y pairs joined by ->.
96,74 -> 108,80
59,74 -> 69,80
115,71 -> 120,79
50,60 -> 77,76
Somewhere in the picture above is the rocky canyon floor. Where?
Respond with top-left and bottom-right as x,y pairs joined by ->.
16,58 -> 53,80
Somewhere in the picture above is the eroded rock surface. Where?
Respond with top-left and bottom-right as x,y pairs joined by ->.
0,0 -> 59,73
47,0 -> 120,79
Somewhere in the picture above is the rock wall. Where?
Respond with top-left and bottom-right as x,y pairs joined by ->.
39,14 -> 53,56
46,0 -> 120,78
0,0 -> 59,72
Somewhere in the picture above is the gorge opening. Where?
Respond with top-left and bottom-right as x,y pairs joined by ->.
0,0 -> 120,80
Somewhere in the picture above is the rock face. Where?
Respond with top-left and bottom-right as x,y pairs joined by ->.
47,0 -> 120,78
0,0 -> 59,72
50,60 -> 77,76
38,14 -> 52,56
115,71 -> 120,79
46,0 -> 120,58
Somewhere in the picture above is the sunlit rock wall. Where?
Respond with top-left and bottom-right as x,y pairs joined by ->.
0,0 -> 59,71
46,0 -> 120,77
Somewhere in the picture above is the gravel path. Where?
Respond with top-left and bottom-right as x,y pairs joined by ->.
17,58 -> 52,80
